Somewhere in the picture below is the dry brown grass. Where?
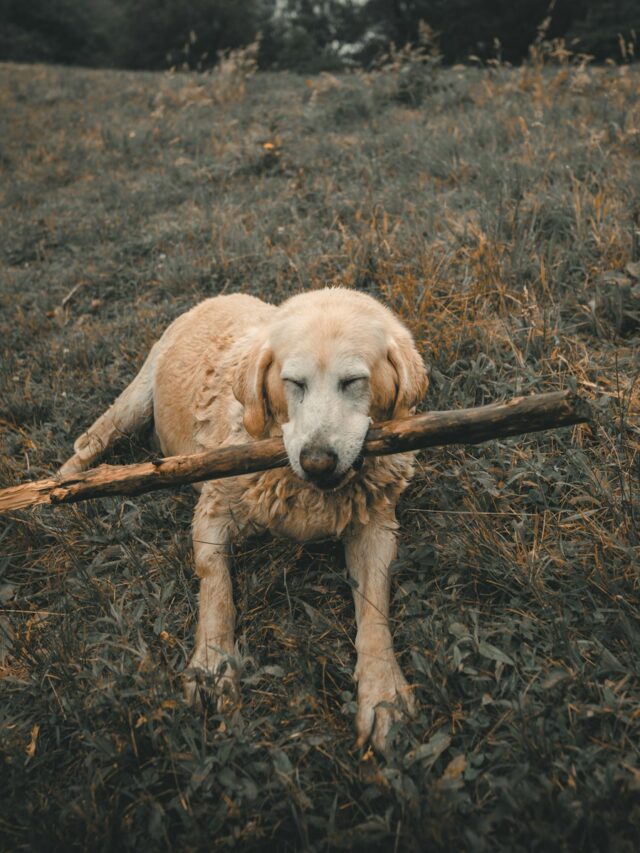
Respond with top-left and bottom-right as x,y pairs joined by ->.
0,51 -> 638,851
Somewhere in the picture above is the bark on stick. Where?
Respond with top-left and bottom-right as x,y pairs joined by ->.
0,390 -> 591,514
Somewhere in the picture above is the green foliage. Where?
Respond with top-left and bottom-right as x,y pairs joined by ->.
358,0 -> 582,65
1,58 -> 639,849
0,0 -> 267,69
257,0 -> 359,72
566,0 -> 640,62
1,0 -> 639,71
0,0 -> 119,66
119,0 -> 264,70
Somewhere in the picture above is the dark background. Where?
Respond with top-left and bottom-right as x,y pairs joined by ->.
0,0 -> 638,72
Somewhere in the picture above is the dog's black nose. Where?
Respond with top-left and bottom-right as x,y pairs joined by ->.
299,446 -> 338,480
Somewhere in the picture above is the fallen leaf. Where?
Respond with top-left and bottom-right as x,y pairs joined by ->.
26,724 -> 40,761
442,753 -> 467,780
625,260 -> 640,279
404,729 -> 451,768
478,640 -> 515,667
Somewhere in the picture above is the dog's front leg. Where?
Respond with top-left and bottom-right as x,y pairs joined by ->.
184,493 -> 238,710
344,515 -> 416,754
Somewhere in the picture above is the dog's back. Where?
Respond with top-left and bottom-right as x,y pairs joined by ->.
59,293 -> 274,475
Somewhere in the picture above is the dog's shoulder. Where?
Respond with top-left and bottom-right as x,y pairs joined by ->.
183,297 -> 277,451
191,341 -> 251,451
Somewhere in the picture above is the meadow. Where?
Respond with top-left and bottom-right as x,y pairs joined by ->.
0,47 -> 639,851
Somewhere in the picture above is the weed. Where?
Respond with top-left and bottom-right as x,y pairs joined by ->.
0,52 -> 638,851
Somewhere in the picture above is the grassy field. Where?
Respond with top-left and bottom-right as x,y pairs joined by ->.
0,50 -> 639,851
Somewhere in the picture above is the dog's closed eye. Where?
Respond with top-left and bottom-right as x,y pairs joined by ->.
339,376 -> 368,392
283,377 -> 306,392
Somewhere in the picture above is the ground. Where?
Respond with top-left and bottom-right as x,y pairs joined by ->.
0,51 -> 639,851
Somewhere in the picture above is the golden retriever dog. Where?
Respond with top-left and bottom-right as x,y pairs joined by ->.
60,288 -> 428,752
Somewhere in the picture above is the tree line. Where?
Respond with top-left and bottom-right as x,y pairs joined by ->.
0,0 -> 638,71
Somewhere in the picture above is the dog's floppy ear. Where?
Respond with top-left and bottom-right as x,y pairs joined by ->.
371,329 -> 428,421
387,333 -> 428,417
232,339 -> 274,438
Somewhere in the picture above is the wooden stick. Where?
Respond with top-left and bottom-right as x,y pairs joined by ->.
0,390 -> 591,514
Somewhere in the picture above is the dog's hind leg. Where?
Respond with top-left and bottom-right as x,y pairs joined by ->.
59,347 -> 158,476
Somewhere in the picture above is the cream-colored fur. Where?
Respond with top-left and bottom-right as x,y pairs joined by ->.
60,288 -> 428,753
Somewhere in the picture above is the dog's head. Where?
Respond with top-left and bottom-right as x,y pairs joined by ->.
233,288 -> 427,490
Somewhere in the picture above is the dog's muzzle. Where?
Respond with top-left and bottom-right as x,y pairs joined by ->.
299,446 -> 365,491
299,446 -> 340,489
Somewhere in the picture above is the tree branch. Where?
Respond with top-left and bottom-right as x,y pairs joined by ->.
0,390 -> 591,514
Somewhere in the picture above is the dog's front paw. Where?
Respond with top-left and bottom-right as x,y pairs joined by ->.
58,455 -> 87,477
355,660 -> 416,755
184,649 -> 240,712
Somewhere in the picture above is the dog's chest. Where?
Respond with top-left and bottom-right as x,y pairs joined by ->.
245,473 -> 367,540
214,455 -> 415,542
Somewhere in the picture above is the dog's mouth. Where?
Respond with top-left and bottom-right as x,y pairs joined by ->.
351,453 -> 365,472
308,473 -> 347,492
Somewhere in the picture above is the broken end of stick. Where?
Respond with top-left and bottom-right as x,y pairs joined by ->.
0,477 -> 58,513
488,389 -> 592,426
568,390 -> 594,425
502,389 -> 591,421
484,389 -> 593,439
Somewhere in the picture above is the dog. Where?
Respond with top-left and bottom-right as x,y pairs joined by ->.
60,288 -> 428,752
